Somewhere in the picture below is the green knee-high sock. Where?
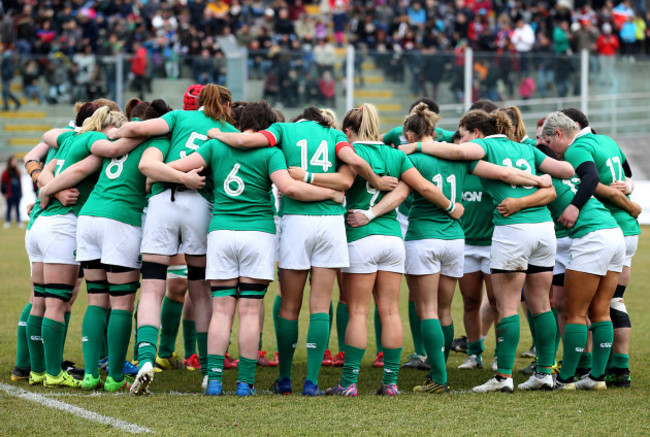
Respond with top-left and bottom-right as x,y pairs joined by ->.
207,354 -> 225,381
611,353 -> 629,370
132,300 -> 139,362
340,344 -> 365,387
136,325 -> 159,367
62,311 -> 71,358
335,302 -> 349,353
100,310 -> 110,359
26,315 -> 45,373
551,307 -> 561,357
409,300 -> 425,356
467,339 -> 484,357
590,321 -> 613,378
559,323 -> 588,381
272,295 -> 282,338
577,351 -> 592,371
237,356 -> 257,385
159,297 -> 183,358
374,306 -> 383,355
442,323 -> 454,362
526,308 -> 536,348
532,311 -> 556,373
16,303 -> 32,369
305,313 -> 329,384
421,318 -> 447,385
42,317 -> 65,377
182,319 -> 197,359
82,305 -> 108,378
327,300 -> 334,348
495,315 -> 520,375
277,316 -> 298,380
382,347 -> 402,385
197,332 -> 208,377
107,310 -> 133,381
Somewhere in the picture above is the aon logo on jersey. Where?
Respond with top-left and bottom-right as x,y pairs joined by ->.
463,191 -> 483,202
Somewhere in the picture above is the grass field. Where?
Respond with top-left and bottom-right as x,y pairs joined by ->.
1,226 -> 649,436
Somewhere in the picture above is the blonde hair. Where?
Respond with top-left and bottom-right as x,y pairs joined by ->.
320,108 -> 339,130
342,103 -> 380,141
403,102 -> 441,141
496,106 -> 526,142
79,106 -> 127,134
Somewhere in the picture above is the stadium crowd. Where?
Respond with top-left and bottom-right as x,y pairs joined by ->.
0,0 -> 649,108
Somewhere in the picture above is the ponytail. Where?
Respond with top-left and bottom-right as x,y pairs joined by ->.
199,84 -> 235,125
342,103 -> 380,141
403,102 -> 440,141
80,106 -> 127,133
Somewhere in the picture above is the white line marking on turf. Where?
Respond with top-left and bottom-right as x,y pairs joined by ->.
0,383 -> 154,434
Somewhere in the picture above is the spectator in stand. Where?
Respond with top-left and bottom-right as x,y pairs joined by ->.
131,40 -> 148,100
597,23 -> 619,88
511,18 -> 535,75
21,59 -> 44,104
534,33 -> 555,98
619,15 -> 637,58
634,13 -> 646,55
319,70 -> 336,107
15,4 -> 35,57
1,156 -> 22,228
194,48 -> 215,85
314,38 -> 337,77
553,20 -> 572,54
1,43 -> 21,111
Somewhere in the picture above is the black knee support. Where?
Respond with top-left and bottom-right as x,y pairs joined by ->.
610,296 -> 631,328
552,273 -> 565,286
141,262 -> 168,280
187,265 -> 206,281
613,285 -> 626,299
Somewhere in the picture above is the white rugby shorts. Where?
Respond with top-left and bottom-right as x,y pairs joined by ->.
279,214 -> 349,270
206,230 -> 276,281
76,216 -> 142,269
405,238 -> 464,277
490,222 -> 555,272
342,235 -> 405,274
567,227 -> 625,276
140,189 -> 211,256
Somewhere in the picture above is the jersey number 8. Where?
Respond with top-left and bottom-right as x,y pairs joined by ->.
106,154 -> 129,180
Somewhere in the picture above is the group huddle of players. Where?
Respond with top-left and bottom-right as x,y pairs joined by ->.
11,82 -> 640,397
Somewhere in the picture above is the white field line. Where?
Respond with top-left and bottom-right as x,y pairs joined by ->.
0,383 -> 154,434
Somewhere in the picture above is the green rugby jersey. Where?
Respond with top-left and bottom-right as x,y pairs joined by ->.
460,173 -> 494,246
564,130 -> 640,236
80,137 -> 160,227
470,135 -> 551,226
260,120 -> 349,216
383,126 -> 454,216
26,146 -> 60,230
547,176 -> 619,239
406,153 -> 469,241
521,135 -> 537,147
197,138 -> 286,234
344,142 -> 413,242
40,131 -> 103,217
152,110 -> 239,201
383,126 -> 455,148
